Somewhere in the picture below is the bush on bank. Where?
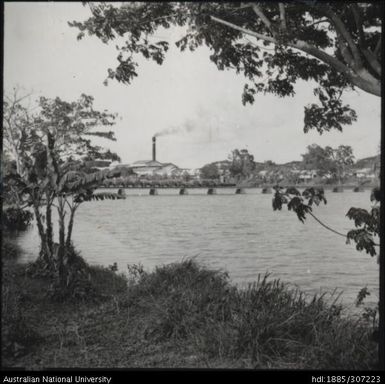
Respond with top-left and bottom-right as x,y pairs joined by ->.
1,248 -> 378,369
2,207 -> 33,232
125,260 -> 378,369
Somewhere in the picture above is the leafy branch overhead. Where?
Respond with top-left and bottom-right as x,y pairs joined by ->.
70,2 -> 381,133
346,188 -> 381,257
273,186 -> 380,257
272,186 -> 327,223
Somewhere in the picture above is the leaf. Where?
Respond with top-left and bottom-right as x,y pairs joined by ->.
346,229 -> 376,256
272,193 -> 283,211
285,187 -> 301,196
370,187 -> 381,202
302,187 -> 327,206
287,197 -> 312,223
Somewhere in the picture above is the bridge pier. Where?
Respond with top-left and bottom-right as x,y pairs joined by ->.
149,188 -> 158,195
235,188 -> 246,194
332,186 -> 344,192
179,188 -> 188,195
117,188 -> 126,199
262,187 -> 272,194
207,188 -> 217,195
353,186 -> 364,192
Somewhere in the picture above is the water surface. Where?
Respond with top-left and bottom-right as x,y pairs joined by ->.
14,188 -> 379,308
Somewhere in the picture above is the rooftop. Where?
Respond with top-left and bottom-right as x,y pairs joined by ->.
132,160 -> 164,167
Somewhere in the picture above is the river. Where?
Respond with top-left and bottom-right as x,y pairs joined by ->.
13,188 -> 379,309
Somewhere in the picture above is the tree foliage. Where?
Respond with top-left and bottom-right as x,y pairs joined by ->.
346,188 -> 381,258
302,144 -> 335,176
3,90 -> 123,293
2,207 -> 34,232
70,2 -> 381,133
200,162 -> 220,180
302,144 -> 355,182
273,185 -> 380,258
229,149 -> 256,180
272,186 -> 327,223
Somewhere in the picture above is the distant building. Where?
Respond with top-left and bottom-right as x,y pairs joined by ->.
84,160 -> 111,170
212,160 -> 231,170
154,163 -> 180,177
130,160 -> 165,176
354,168 -> 376,179
258,170 -> 268,177
111,160 -> 182,177
107,136 -> 186,178
298,170 -> 317,182
183,168 -> 201,177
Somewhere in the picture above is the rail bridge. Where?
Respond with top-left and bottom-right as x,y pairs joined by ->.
99,183 -> 366,196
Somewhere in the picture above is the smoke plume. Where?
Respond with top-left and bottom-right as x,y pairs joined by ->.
154,120 -> 194,138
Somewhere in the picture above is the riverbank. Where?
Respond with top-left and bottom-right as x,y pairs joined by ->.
2,240 -> 378,369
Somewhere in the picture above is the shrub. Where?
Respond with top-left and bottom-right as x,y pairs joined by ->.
27,246 -> 128,303
2,239 -> 21,260
2,263 -> 42,359
3,208 -> 33,232
126,260 -> 378,369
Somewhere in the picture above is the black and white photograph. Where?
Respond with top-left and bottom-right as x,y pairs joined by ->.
2,1 -> 383,373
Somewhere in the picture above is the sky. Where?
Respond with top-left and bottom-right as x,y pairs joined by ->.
4,2 -> 381,169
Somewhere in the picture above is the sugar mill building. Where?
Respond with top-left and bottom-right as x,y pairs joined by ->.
109,136 -> 192,178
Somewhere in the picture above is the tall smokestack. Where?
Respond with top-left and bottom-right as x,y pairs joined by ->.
152,136 -> 156,161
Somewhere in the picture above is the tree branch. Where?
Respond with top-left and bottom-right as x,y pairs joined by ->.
351,4 -> 365,46
350,68 -> 381,96
308,211 -> 347,238
210,15 -> 276,44
322,6 -> 363,70
5,91 -> 33,106
374,35 -> 381,56
350,5 -> 381,77
362,49 -> 382,77
210,16 -> 350,75
336,32 -> 355,68
307,18 -> 330,28
252,4 -> 273,31
211,16 -> 350,73
278,3 -> 287,31
210,15 -> 382,96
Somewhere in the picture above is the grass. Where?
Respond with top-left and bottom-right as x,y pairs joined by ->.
1,246 -> 379,369
2,238 -> 22,260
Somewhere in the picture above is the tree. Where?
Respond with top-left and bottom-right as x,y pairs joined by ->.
181,170 -> 192,182
229,149 -> 256,181
264,160 -> 276,168
3,91 -> 122,293
327,145 -> 355,184
302,143 -> 354,182
302,144 -> 334,176
200,162 -> 220,180
70,2 -> 381,133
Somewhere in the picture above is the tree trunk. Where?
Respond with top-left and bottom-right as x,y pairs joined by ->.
46,195 -> 54,255
65,204 -> 78,261
33,203 -> 51,264
57,196 -> 67,285
11,147 -> 23,177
